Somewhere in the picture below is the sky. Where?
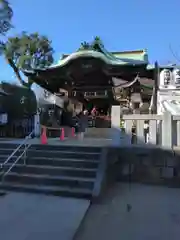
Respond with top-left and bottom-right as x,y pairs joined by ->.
1,0 -> 180,83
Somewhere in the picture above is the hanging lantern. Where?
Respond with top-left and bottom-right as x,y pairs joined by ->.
173,68 -> 180,85
160,69 -> 172,86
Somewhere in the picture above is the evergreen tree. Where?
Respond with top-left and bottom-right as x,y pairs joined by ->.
2,32 -> 54,87
0,0 -> 13,35
1,82 -> 37,119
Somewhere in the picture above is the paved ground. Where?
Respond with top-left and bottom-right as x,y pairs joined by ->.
0,192 -> 89,240
0,137 -> 113,147
75,183 -> 180,240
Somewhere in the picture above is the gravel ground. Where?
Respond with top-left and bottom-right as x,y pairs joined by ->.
75,183 -> 180,240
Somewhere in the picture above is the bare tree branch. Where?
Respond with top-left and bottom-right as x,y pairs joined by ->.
169,44 -> 180,63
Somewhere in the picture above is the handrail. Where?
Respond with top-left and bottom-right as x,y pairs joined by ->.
0,130 -> 34,180
2,145 -> 31,179
1,130 -> 34,167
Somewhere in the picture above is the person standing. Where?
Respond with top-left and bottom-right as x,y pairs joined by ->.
144,121 -> 149,143
91,106 -> 97,127
77,110 -> 88,140
91,106 -> 97,116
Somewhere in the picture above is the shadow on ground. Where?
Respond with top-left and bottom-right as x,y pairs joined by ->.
75,182 -> 180,240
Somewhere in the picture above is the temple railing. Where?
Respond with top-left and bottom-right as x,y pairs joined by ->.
120,112 -> 180,148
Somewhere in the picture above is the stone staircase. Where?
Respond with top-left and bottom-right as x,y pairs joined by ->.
0,143 -> 21,163
0,143 -> 103,199
85,128 -> 111,139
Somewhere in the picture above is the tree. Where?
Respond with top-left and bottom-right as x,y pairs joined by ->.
0,0 -> 13,56
1,81 -> 37,119
0,0 -> 13,35
2,32 -> 54,87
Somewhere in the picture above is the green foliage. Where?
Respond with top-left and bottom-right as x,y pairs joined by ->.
0,0 -> 13,35
1,81 -> 37,119
1,32 -> 54,88
4,32 -> 54,70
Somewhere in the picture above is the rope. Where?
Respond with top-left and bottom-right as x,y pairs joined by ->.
40,125 -> 62,131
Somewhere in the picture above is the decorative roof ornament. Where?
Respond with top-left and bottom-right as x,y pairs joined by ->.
77,36 -> 105,52
93,36 -> 104,48
78,41 -> 91,51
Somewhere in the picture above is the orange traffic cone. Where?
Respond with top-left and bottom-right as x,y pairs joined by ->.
41,127 -> 47,144
71,127 -> 75,137
60,128 -> 65,141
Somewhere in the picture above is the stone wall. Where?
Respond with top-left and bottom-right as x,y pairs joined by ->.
107,146 -> 180,187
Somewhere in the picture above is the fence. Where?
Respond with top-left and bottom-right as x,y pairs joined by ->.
0,116 -> 35,138
120,112 -> 180,148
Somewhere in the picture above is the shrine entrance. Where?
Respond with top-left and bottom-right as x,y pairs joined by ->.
71,89 -> 113,128
68,68 -> 114,128
23,38 -> 152,130
85,98 -> 112,128
86,98 -> 110,115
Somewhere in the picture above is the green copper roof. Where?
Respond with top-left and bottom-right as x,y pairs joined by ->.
147,63 -> 179,70
50,50 -> 147,69
48,38 -> 149,69
112,50 -> 148,62
23,37 -> 149,74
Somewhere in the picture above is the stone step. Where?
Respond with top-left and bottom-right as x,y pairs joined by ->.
0,155 -> 25,164
30,144 -> 102,153
0,183 -> 92,199
4,173 -> 95,190
0,143 -> 20,149
0,148 -> 21,156
25,157 -> 99,169
6,164 -> 97,178
0,149 -> 27,161
0,143 -> 103,199
0,148 -> 100,161
27,149 -> 100,160
0,155 -> 15,163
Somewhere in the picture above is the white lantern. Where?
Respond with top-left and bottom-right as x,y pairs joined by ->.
172,68 -> 180,85
160,69 -> 172,87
